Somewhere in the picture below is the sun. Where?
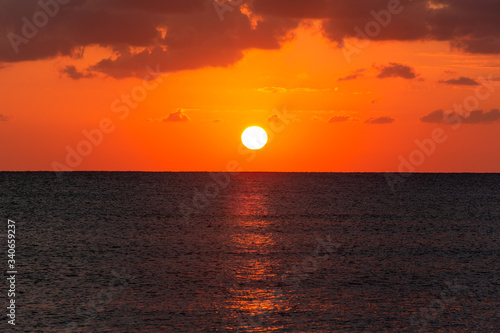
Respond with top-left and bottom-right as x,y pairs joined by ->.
241,126 -> 268,150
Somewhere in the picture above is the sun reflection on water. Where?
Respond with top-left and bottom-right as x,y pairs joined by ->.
222,175 -> 288,332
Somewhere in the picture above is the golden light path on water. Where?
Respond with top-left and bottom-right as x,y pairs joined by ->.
224,176 -> 288,332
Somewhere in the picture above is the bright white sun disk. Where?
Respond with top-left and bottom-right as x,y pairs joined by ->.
241,126 -> 268,150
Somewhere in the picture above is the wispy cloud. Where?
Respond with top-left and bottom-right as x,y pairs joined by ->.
267,114 -> 282,122
257,87 -> 328,93
365,116 -> 395,124
376,63 -> 418,80
439,77 -> 479,85
328,116 -> 350,123
290,87 -> 330,93
162,109 -> 191,122
338,69 -> 365,81
257,87 -> 288,93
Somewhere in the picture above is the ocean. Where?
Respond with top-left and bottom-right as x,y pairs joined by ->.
1,172 -> 499,332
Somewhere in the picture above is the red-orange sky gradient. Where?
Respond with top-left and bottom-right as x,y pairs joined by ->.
1,0 -> 500,172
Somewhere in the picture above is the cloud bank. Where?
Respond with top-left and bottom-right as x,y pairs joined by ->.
2,0 -> 500,78
421,109 -> 500,124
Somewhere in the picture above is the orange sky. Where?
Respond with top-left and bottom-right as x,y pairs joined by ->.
1,1 -> 500,172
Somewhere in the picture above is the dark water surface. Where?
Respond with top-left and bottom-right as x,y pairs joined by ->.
0,172 -> 499,332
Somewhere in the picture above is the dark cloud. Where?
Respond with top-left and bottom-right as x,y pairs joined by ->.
420,109 -> 445,123
0,114 -> 9,121
163,109 -> 190,122
338,74 -> 360,81
2,0 -> 500,79
328,116 -> 350,123
439,77 -> 479,86
376,63 -> 417,79
251,0 -> 500,54
365,116 -> 395,124
61,65 -> 95,80
338,69 -> 365,81
0,0 -> 298,78
468,109 -> 500,123
420,109 -> 500,124
252,0 -> 329,19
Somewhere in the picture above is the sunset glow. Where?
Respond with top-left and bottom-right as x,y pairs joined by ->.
1,2 -> 499,332
0,0 -> 499,172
